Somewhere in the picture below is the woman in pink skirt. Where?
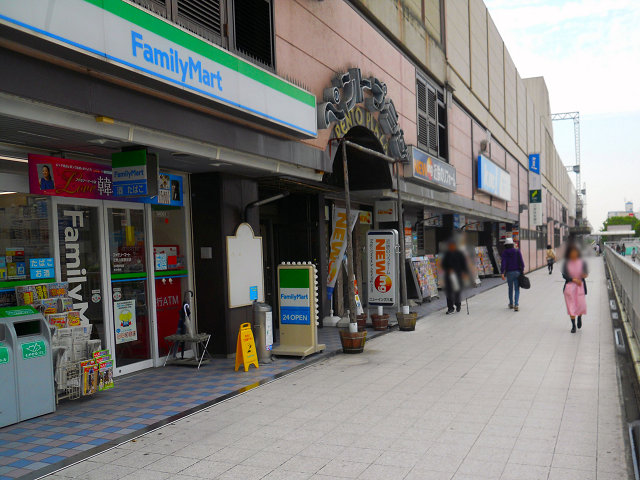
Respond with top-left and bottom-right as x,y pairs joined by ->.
562,244 -> 588,333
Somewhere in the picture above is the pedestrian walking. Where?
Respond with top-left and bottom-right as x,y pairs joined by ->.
546,244 -> 556,274
562,243 -> 588,333
632,247 -> 637,263
622,243 -> 627,256
442,239 -> 469,314
501,238 -> 525,311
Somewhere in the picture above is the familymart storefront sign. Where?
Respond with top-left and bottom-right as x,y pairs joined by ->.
0,0 -> 316,137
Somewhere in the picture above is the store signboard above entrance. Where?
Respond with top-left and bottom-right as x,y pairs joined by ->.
331,106 -> 390,156
111,150 -> 158,198
0,0 -> 316,137
405,146 -> 456,192
477,155 -> 511,202
28,155 -> 183,206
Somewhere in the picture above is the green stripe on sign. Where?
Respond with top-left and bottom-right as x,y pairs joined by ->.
112,149 -> 147,168
84,0 -> 315,107
279,268 -> 310,288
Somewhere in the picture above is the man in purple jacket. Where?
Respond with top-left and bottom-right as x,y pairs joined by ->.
500,238 -> 525,311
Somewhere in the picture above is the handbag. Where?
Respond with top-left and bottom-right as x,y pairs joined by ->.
518,273 -> 531,289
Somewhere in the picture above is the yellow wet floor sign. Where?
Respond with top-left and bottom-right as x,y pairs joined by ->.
235,323 -> 259,372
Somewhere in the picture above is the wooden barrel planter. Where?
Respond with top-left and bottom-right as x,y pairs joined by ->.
371,313 -> 389,331
396,312 -> 417,331
356,313 -> 368,332
339,328 -> 367,354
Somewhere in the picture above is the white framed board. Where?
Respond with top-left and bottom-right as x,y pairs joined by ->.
226,223 -> 264,308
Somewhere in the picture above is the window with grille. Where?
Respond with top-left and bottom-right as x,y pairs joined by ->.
416,75 -> 448,160
232,0 -> 274,69
127,0 -> 275,70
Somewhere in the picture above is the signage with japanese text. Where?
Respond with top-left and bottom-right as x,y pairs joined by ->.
327,207 -> 359,297
234,322 -> 259,372
367,230 -> 397,306
405,146 -> 456,191
29,154 -> 184,206
114,299 -> 137,344
528,154 -> 541,174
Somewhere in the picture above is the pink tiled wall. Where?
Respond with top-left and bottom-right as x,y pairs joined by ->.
449,104 -> 473,198
274,0 -> 417,153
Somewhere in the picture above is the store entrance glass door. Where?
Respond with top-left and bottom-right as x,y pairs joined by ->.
105,204 -> 153,372
56,201 -> 107,348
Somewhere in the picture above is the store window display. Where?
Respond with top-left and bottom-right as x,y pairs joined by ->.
0,193 -> 55,306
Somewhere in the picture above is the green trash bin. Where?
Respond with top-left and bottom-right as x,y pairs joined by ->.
0,305 -> 55,423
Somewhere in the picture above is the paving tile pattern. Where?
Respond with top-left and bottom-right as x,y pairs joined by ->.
43,259 -> 633,479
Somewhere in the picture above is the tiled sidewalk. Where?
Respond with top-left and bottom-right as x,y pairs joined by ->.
42,259 -> 632,480
0,276 -> 503,480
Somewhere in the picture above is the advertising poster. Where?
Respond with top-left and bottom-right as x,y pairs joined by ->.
367,230 -> 397,306
28,154 -> 183,206
114,299 -> 137,344
326,206 -> 359,297
279,268 -> 311,325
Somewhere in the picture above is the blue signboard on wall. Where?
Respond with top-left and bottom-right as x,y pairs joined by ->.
528,154 -> 541,174
477,155 -> 511,202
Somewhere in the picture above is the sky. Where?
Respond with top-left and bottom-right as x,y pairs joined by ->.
484,0 -> 640,230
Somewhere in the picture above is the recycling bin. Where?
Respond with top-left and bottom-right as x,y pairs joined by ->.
253,302 -> 273,363
0,323 -> 19,428
0,305 -> 55,423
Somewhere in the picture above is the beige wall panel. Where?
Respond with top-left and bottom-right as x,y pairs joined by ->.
445,0 -> 471,85
517,74 -> 527,151
504,49 -> 518,140
469,0 -> 489,107
487,14 -> 504,127
449,104 -> 473,198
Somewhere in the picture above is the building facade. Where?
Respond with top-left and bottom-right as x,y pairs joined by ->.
0,0 -> 576,366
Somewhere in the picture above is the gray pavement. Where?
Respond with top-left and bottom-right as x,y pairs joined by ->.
45,258 -> 632,480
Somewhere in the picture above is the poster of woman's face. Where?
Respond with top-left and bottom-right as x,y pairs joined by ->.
38,164 -> 55,190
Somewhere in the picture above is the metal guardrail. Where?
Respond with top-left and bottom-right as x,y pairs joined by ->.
605,245 -> 640,339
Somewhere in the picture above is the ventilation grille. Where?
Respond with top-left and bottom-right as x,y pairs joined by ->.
176,0 -> 222,44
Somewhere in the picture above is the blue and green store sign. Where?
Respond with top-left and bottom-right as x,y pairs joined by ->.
0,0 -> 316,137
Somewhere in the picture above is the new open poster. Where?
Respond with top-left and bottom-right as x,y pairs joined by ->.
367,230 -> 397,306
114,299 -> 137,344
326,207 -> 359,297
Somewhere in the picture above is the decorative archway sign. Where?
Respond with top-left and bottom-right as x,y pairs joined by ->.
316,67 -> 410,327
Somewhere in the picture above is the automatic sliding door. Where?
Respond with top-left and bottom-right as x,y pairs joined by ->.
106,206 -> 152,368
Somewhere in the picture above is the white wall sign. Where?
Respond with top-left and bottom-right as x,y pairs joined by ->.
367,230 -> 397,306
226,223 -> 264,308
0,0 -> 316,137
375,200 -> 397,222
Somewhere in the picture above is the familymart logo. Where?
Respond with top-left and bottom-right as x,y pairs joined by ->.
131,31 -> 223,91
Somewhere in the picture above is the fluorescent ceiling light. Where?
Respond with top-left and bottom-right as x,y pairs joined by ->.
0,191 -> 16,195
0,155 -> 27,163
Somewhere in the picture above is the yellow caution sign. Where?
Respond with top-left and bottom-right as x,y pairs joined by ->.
234,323 -> 259,372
